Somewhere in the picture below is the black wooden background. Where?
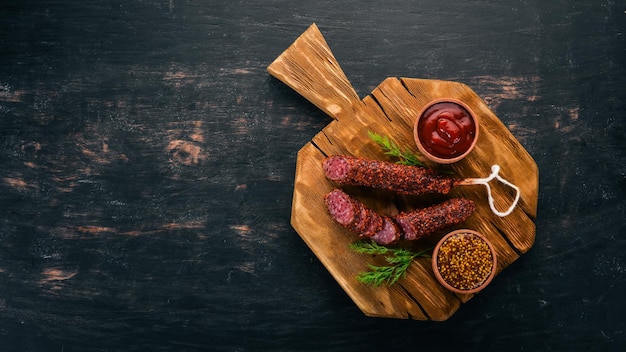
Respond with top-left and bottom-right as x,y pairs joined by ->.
1,1 -> 625,351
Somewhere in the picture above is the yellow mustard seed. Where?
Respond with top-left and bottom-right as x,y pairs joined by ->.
436,233 -> 493,290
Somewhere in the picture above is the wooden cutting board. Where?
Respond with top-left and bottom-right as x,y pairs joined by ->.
268,23 -> 538,321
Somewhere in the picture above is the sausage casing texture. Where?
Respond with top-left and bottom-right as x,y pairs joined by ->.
323,155 -> 457,195
393,198 -> 476,240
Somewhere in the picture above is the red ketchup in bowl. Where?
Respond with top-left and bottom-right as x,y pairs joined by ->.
416,101 -> 477,161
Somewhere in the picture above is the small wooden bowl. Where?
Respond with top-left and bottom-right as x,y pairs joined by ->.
432,229 -> 497,294
414,98 -> 479,164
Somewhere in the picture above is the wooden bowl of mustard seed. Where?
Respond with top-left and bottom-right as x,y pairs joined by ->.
432,229 -> 497,294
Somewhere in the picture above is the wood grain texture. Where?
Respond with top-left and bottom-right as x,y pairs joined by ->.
269,23 -> 538,320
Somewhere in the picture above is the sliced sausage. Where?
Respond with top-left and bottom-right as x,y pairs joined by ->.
371,217 -> 402,245
324,189 -> 383,237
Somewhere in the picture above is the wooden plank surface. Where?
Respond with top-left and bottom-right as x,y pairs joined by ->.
269,23 -> 538,320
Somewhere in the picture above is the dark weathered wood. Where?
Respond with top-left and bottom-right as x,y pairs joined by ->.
0,0 -> 624,350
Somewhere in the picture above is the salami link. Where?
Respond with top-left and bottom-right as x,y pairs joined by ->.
323,155 -> 457,195
393,198 -> 476,240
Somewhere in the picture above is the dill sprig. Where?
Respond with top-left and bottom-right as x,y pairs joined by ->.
367,131 -> 427,167
349,241 -> 432,286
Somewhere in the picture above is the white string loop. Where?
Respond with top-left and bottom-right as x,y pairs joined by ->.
465,165 -> 520,217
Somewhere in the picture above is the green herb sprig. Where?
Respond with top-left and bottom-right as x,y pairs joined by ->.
368,131 -> 426,167
350,241 -> 432,286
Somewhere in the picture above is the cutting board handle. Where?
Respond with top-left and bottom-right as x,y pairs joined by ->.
267,23 -> 361,121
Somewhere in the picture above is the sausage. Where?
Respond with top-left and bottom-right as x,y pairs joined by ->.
325,189 -> 475,244
371,217 -> 402,245
324,189 -> 383,237
323,155 -> 457,195
393,198 -> 476,240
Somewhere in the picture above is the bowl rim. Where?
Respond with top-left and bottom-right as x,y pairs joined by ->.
413,98 -> 480,164
431,229 -> 497,294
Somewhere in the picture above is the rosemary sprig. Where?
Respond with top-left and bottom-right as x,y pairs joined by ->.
349,241 -> 432,286
367,131 -> 427,167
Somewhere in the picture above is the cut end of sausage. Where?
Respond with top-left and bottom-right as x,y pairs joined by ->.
325,188 -> 383,237
371,217 -> 401,245
323,155 -> 350,181
394,215 -> 417,240
324,189 -> 355,226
